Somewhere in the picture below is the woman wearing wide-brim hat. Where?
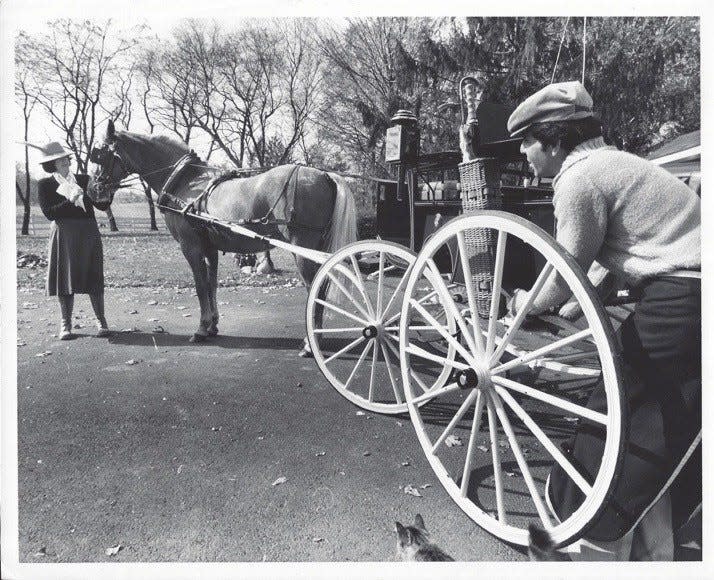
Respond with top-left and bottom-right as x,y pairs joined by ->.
33,141 -> 112,339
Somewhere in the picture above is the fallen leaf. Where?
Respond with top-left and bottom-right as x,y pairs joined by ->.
505,471 -> 519,478
105,544 -> 123,556
177,306 -> 187,310
312,537 -> 324,543
477,445 -> 489,453
362,451 -> 371,456
147,318 -> 159,322
17,340 -> 27,347
147,300 -> 158,305
498,439 -> 510,448
445,435 -> 463,447
272,476 -> 287,486
34,547 -> 47,557
315,451 -> 326,457
403,485 -> 422,497
563,417 -> 579,423
295,382 -> 303,388
152,326 -> 165,333
395,421 -> 403,427
22,302 -> 39,309
356,411 -> 366,416
128,310 -> 138,315
182,313 -> 192,317
401,461 -> 410,467
35,351 -> 52,357
121,328 -> 139,333
125,359 -> 139,365
420,484 -> 432,489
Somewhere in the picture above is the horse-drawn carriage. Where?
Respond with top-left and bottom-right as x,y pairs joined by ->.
88,82 -> 646,550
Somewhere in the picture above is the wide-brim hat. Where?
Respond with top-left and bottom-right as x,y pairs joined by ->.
507,81 -> 594,137
37,141 -> 72,164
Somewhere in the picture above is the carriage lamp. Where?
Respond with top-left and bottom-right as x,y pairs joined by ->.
385,109 -> 420,164
386,110 -> 420,202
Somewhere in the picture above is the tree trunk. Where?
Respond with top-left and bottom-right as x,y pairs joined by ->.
105,206 -> 119,231
144,181 -> 158,231
16,181 -> 31,235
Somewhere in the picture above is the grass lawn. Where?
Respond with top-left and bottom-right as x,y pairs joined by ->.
16,231 -> 303,290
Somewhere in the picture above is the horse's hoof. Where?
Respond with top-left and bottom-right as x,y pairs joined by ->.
298,347 -> 313,358
207,328 -> 219,336
190,333 -> 208,343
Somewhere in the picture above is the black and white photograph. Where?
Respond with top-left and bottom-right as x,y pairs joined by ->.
1,1 -> 709,578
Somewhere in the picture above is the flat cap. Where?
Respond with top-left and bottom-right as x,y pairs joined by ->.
507,81 -> 594,137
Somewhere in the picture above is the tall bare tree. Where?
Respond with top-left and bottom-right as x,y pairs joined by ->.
15,31 -> 39,235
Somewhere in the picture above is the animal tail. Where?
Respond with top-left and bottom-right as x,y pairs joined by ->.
321,173 -> 358,312
527,524 -> 563,561
325,173 -> 358,253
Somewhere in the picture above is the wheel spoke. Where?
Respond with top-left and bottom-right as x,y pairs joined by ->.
343,340 -> 374,391
458,391 -> 485,496
491,328 -> 593,374
491,375 -> 608,425
489,263 -> 554,366
404,343 -> 470,371
350,254 -> 376,318
382,285 -> 439,328
368,341 -> 378,402
383,338 -> 430,394
490,390 -> 553,528
485,394 -> 506,522
313,327 -> 364,334
486,231 -> 507,356
314,298 -> 369,326
410,381 -> 462,405
432,390 -> 480,454
425,259 -> 483,357
409,298 -> 477,367
327,271 -> 372,321
325,335 -> 367,364
380,342 -> 403,404
456,230 -> 487,352
366,263 -> 398,280
376,251 -> 385,317
495,385 -> 593,496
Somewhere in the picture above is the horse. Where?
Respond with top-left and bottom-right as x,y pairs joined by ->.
89,120 -> 358,350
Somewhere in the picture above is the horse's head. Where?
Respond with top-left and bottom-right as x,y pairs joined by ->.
88,120 -> 130,204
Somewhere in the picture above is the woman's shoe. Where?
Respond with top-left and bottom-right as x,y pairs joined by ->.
95,321 -> 111,337
59,321 -> 73,340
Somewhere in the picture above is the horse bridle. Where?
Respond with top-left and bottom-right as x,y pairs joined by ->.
89,142 -> 133,198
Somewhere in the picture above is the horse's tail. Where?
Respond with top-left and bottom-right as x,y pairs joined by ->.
325,173 -> 358,253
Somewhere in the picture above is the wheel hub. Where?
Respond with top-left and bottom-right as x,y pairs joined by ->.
456,365 -> 492,391
363,325 -> 379,339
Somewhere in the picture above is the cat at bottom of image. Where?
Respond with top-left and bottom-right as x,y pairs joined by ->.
528,523 -> 569,561
395,514 -> 455,561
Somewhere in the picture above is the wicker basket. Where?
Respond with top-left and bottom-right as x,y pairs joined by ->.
459,157 -> 502,318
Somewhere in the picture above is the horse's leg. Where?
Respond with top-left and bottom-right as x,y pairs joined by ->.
178,241 -> 214,342
205,247 -> 220,336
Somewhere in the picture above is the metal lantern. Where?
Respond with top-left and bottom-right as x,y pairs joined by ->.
385,109 -> 420,164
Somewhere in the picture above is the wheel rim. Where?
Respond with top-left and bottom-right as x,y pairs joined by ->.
399,211 -> 625,546
307,240 -> 456,414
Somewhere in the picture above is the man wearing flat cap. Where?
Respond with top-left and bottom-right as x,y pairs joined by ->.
506,81 -> 701,560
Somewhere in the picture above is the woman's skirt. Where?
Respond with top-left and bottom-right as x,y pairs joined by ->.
46,218 -> 104,296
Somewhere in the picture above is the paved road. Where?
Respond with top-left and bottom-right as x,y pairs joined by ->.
16,284 -> 526,563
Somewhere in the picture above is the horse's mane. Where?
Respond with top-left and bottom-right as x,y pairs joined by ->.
114,130 -> 205,172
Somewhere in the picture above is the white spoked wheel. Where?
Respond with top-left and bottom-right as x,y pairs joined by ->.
307,240 -> 456,414
399,211 -> 626,547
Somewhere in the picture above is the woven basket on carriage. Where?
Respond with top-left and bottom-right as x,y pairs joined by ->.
459,157 -> 502,319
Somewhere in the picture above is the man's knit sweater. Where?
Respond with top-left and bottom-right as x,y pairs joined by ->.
530,137 -> 701,313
